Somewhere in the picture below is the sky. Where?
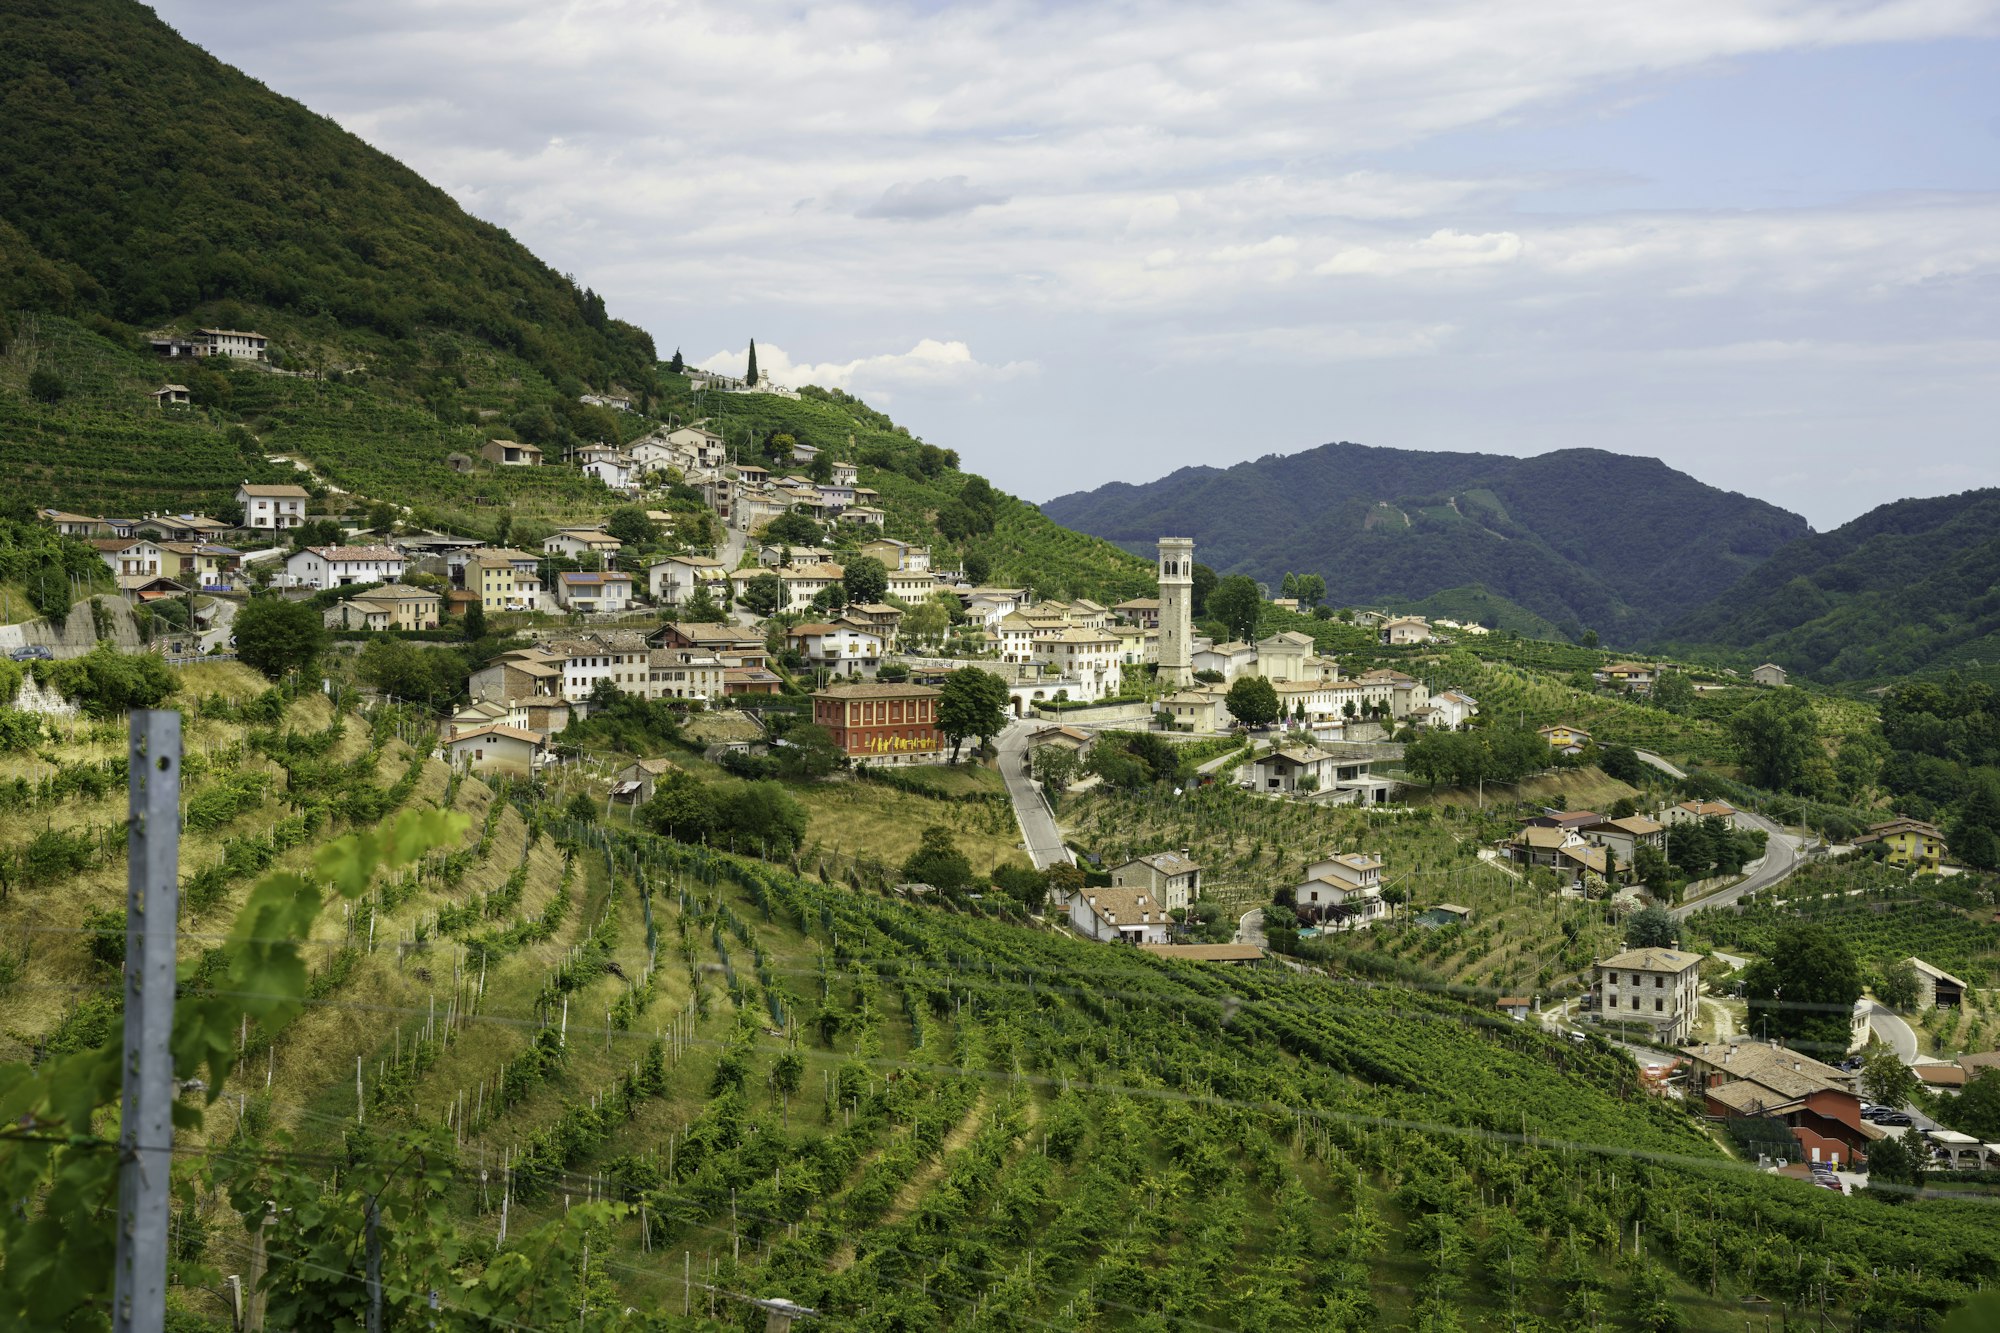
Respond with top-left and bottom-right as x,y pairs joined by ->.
151,0 -> 2000,530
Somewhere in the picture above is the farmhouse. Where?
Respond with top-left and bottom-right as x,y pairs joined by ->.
1109,851 -> 1203,911
236,482 -> 310,530
1594,947 -> 1704,1044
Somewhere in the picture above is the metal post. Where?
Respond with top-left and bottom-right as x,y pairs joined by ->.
116,709 -> 179,1333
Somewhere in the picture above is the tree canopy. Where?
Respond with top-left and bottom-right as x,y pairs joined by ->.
938,668 -> 1010,761
1742,922 -> 1861,1052
234,595 -> 329,681
1224,675 -> 1280,728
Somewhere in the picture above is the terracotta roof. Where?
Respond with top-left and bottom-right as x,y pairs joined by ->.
447,724 -> 545,746
1120,851 -> 1202,876
238,483 -> 310,498
1916,1064 -> 1968,1088
1602,946 -> 1703,973
813,681 -> 941,700
1593,815 -> 1664,836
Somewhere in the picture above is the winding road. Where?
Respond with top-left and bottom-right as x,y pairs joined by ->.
1630,750 -> 1808,921
994,720 -> 1073,870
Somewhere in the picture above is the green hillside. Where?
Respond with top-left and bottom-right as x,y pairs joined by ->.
1042,443 -> 1810,642
1658,488 -> 2000,683
657,380 -> 1156,601
1,0 -> 655,396
7,679 -> 1997,1327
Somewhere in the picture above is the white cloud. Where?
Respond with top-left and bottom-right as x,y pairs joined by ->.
146,0 -> 2000,524
695,339 -> 1038,395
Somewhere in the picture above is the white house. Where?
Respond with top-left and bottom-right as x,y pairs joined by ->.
282,545 -> 406,589
1381,616 -> 1432,645
194,328 -> 269,361
1031,627 -> 1123,702
1193,641 -> 1257,681
442,724 -> 547,777
555,570 -> 633,613
1069,887 -> 1173,945
580,452 -> 638,492
786,622 -> 886,678
664,426 -> 727,468
1295,854 -> 1386,928
543,528 -> 623,564
1249,745 -> 1337,793
647,554 -> 729,606
1427,690 -> 1479,729
236,483 -> 309,530
778,562 -> 845,613
859,538 -> 931,573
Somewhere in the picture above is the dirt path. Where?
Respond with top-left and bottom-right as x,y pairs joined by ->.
826,1090 -> 1014,1272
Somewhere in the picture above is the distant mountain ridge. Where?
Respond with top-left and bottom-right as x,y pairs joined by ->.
1042,442 -> 1810,640
1658,488 -> 2000,682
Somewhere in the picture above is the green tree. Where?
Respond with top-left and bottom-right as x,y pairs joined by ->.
843,555 -> 888,605
356,637 -> 466,709
1580,629 -> 1599,648
234,594 -> 329,680
740,571 -> 783,617
1031,743 -> 1080,792
1652,671 -> 1694,714
779,722 -> 842,779
1624,905 -> 1676,949
903,597 -> 953,647
1296,573 -> 1326,609
1947,1068 -> 2000,1139
461,599 -> 487,641
605,505 -> 659,548
37,643 -> 177,718
962,550 -> 991,585
716,779 -> 808,854
1877,959 -> 1922,1011
1864,1130 -> 1923,1196
1860,1043 -> 1919,1110
763,510 -> 821,547
1731,689 -> 1823,794
1743,922 -> 1862,1051
682,585 -> 730,623
641,769 -> 719,842
1190,563 -> 1218,616
669,347 -> 684,373
938,667 -> 1010,762
902,824 -> 974,892
27,367 -> 65,403
364,499 -> 399,532
1208,575 -> 1261,642
1224,674 -> 1280,728
745,337 -> 758,384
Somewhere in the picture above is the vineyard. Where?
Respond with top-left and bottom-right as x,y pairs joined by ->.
1062,781 -> 1637,994
1686,862 -> 2000,986
6,669 -> 2000,1328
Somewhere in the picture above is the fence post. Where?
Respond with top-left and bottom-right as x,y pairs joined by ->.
115,710 -> 180,1333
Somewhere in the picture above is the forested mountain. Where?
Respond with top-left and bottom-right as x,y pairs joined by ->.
1660,488 -> 2000,682
1,0 -> 656,393
1042,442 -> 1809,641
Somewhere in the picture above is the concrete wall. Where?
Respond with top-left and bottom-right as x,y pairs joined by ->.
1028,699 -> 1155,726
0,595 -> 148,658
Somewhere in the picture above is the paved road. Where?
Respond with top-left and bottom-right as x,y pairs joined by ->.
1632,749 -> 1687,780
1867,1002 -> 1920,1063
994,721 -> 1073,870
1668,807 -> 1803,920
198,596 -> 239,654
1235,908 -> 1267,948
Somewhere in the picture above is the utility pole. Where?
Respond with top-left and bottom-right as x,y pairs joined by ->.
115,710 -> 180,1333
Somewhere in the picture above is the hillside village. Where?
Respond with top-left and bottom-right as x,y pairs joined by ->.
8,7 -> 2000,1320
0,347 -> 1992,1333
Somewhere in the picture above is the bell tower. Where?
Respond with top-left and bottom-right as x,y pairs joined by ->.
1157,537 -> 1194,688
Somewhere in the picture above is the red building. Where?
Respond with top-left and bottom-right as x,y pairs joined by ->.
812,682 -> 942,763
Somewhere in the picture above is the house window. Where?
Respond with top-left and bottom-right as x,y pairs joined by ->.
1655,999 -> 1664,1012
1655,976 -> 1664,988
1607,973 -> 1617,984
1631,997 -> 1640,1010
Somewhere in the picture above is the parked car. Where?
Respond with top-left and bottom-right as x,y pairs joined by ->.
7,645 -> 53,661
1877,1111 -> 1913,1127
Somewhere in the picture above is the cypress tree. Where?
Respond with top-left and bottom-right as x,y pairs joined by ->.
669,348 -> 684,373
745,339 -> 758,385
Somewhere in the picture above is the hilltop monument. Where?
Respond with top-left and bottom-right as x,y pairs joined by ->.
1158,536 -> 1194,688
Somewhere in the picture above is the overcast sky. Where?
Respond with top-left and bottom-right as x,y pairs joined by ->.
154,0 -> 2000,529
